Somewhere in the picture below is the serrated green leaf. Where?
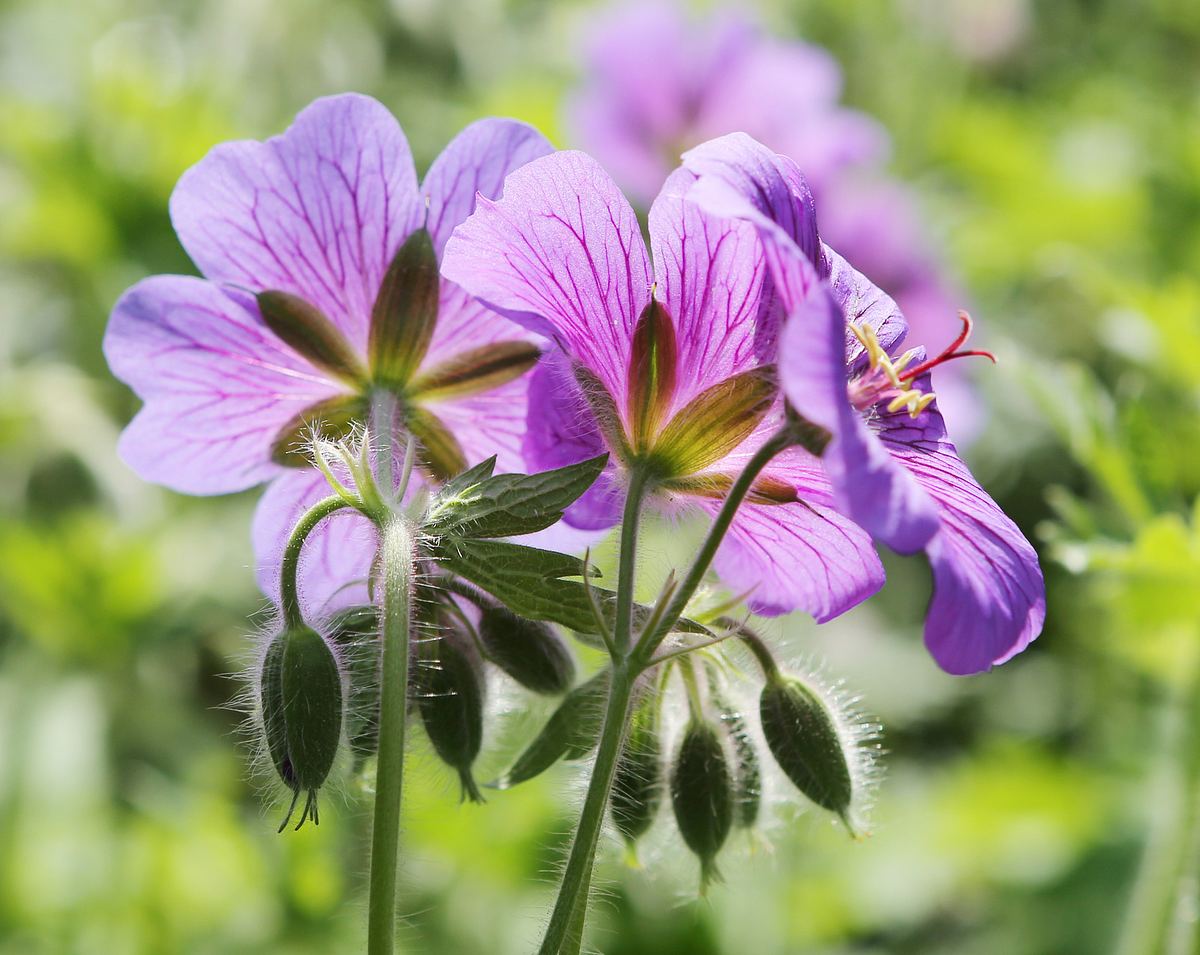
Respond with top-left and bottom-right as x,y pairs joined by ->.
425,454 -> 608,539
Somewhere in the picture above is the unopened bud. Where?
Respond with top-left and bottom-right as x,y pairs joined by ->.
496,669 -> 611,789
670,719 -> 734,891
418,627 -> 486,802
610,690 -> 663,858
260,626 -> 345,831
759,674 -> 854,828
478,605 -> 574,695
713,690 -> 761,830
327,606 -> 381,759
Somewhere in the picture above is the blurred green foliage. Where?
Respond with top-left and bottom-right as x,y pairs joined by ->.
2,0 -> 1199,952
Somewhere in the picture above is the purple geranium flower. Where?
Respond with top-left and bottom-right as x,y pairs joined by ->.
683,133 -> 1045,675
569,1 -> 974,433
441,150 -> 885,622
104,93 -> 553,613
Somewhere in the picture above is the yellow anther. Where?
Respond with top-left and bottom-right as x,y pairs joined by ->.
849,323 -> 887,371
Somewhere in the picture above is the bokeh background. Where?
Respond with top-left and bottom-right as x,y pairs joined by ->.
3,0 -> 1200,953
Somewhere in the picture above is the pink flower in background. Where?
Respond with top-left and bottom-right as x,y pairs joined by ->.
104,94 -> 554,613
442,149 -> 886,622
569,1 -> 974,433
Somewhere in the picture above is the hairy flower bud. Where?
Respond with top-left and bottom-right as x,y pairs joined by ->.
610,690 -> 663,858
670,719 -> 734,891
496,669 -> 611,789
260,625 -> 345,831
713,690 -> 761,830
759,674 -> 855,828
418,626 -> 486,802
477,604 -> 575,695
327,606 -> 382,759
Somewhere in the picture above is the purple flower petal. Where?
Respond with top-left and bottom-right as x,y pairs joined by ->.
422,117 -> 555,259
825,245 -> 909,373
702,484 -> 884,622
170,93 -> 422,353
780,286 -> 940,553
522,356 -> 624,530
648,173 -> 776,409
252,468 -> 378,619
104,276 -> 345,494
876,388 -> 1045,675
441,151 -> 652,414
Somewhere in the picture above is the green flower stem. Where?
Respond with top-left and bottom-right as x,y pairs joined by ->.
632,429 -> 791,665
370,389 -> 399,503
612,465 -> 654,656
279,495 -> 352,629
367,515 -> 415,955
537,660 -> 636,955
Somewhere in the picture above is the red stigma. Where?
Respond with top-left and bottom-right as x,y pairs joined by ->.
899,311 -> 996,384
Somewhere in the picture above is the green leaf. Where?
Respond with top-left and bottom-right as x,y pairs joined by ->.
430,538 -> 711,638
425,454 -> 608,539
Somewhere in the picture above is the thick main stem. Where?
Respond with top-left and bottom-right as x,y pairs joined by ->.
537,663 -> 635,955
367,517 -> 415,955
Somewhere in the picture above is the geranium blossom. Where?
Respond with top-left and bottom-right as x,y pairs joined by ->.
683,133 -> 1044,674
103,94 -> 553,612
569,1 -> 972,432
441,150 -> 885,622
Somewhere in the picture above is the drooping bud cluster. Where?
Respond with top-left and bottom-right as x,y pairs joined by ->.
259,625 -> 346,830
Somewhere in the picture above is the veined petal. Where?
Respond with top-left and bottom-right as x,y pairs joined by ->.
252,468 -> 378,619
170,93 -> 422,353
441,150 -> 652,413
426,371 -> 536,476
104,276 -> 345,495
522,356 -> 624,530
825,246 -> 908,373
700,494 -> 884,622
780,287 -> 939,553
649,176 -> 777,409
681,132 -> 824,291
876,388 -> 1045,675
422,117 -> 555,258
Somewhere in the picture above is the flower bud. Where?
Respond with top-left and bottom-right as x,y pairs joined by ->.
260,625 -> 345,830
477,605 -> 574,695
609,690 -> 663,857
327,606 -> 381,759
496,669 -> 611,789
670,719 -> 734,891
759,674 -> 854,827
418,627 -> 486,802
713,691 -> 761,830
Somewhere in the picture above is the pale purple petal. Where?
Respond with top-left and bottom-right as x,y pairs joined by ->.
104,276 -> 345,495
252,469 -> 377,619
422,278 -> 540,371
170,93 -> 422,353
422,117 -> 555,259
648,176 -> 774,408
441,150 -> 651,412
701,492 -> 884,622
876,389 -> 1045,675
428,371 -> 532,475
779,287 -> 939,553
825,246 -> 909,371
522,356 -> 623,530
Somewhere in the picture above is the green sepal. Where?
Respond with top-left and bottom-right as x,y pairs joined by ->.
257,290 -> 366,385
270,394 -> 366,467
409,341 -> 540,401
626,300 -> 678,450
368,228 -> 440,387
652,365 -> 776,477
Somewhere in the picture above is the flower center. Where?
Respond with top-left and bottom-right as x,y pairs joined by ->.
847,310 -> 995,418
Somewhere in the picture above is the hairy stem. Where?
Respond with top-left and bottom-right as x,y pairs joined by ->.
612,466 -> 653,656
279,495 -> 351,629
633,430 -> 790,664
537,663 -> 635,955
367,516 -> 415,955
